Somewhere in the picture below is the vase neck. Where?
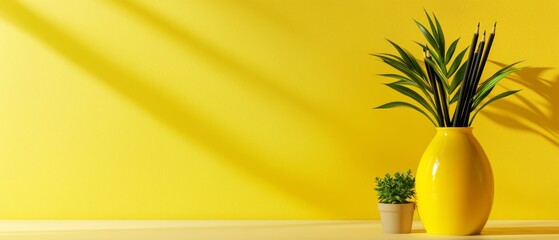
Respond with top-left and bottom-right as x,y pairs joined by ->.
435,127 -> 473,134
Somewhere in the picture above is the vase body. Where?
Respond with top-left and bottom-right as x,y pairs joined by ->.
416,127 -> 493,235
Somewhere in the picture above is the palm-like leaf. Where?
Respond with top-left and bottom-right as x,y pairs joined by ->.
375,101 -> 437,126
385,82 -> 437,118
445,38 -> 460,64
469,90 -> 521,124
374,12 -> 523,127
472,67 -> 524,109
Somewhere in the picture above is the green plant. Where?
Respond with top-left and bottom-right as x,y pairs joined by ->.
373,11 -> 523,127
374,169 -> 415,204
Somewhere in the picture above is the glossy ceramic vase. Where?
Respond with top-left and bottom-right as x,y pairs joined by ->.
416,127 -> 494,235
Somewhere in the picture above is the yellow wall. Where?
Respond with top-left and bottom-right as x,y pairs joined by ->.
0,0 -> 557,219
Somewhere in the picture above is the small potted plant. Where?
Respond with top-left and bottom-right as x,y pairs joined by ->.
374,169 -> 415,234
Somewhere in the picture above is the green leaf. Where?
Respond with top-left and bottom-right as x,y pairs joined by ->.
495,61 -> 524,75
445,38 -> 460,64
469,90 -> 521,125
447,47 -> 468,77
378,74 -> 418,87
425,57 -> 449,91
374,55 -> 419,78
372,53 -> 411,68
385,82 -> 436,115
378,73 -> 408,79
415,20 -> 439,54
386,39 -> 426,79
374,54 -> 433,94
422,11 -> 445,60
433,14 -> 446,61
449,60 -> 468,94
388,79 -> 419,88
424,10 -> 438,35
472,68 -> 524,107
424,10 -> 439,47
449,91 -> 460,104
477,61 -> 523,91
426,47 -> 448,76
414,41 -> 428,50
385,40 -> 414,68
375,101 -> 437,126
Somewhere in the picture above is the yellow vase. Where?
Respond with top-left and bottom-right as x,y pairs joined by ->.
416,127 -> 494,235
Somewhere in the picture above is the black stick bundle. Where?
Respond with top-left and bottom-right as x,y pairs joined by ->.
451,23 -> 496,126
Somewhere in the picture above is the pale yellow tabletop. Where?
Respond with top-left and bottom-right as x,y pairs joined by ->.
0,220 -> 557,239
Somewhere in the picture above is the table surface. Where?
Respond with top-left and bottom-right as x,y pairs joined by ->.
0,220 -> 558,239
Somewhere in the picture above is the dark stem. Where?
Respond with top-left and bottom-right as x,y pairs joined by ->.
425,51 -> 445,126
460,41 -> 484,126
435,72 -> 451,126
452,24 -> 479,126
466,28 -> 495,125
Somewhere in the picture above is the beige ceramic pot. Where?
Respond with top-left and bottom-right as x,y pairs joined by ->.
378,202 -> 415,234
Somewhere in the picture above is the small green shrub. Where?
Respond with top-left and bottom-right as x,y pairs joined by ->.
374,169 -> 415,204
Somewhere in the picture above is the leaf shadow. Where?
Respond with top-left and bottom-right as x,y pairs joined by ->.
480,61 -> 559,147
103,0 -> 359,139
102,0 -> 376,186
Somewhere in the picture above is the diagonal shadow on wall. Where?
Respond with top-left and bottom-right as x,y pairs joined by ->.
220,0 -> 302,34
104,0 -> 375,184
0,1 -> 361,218
480,62 -> 559,147
103,0 -> 361,139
